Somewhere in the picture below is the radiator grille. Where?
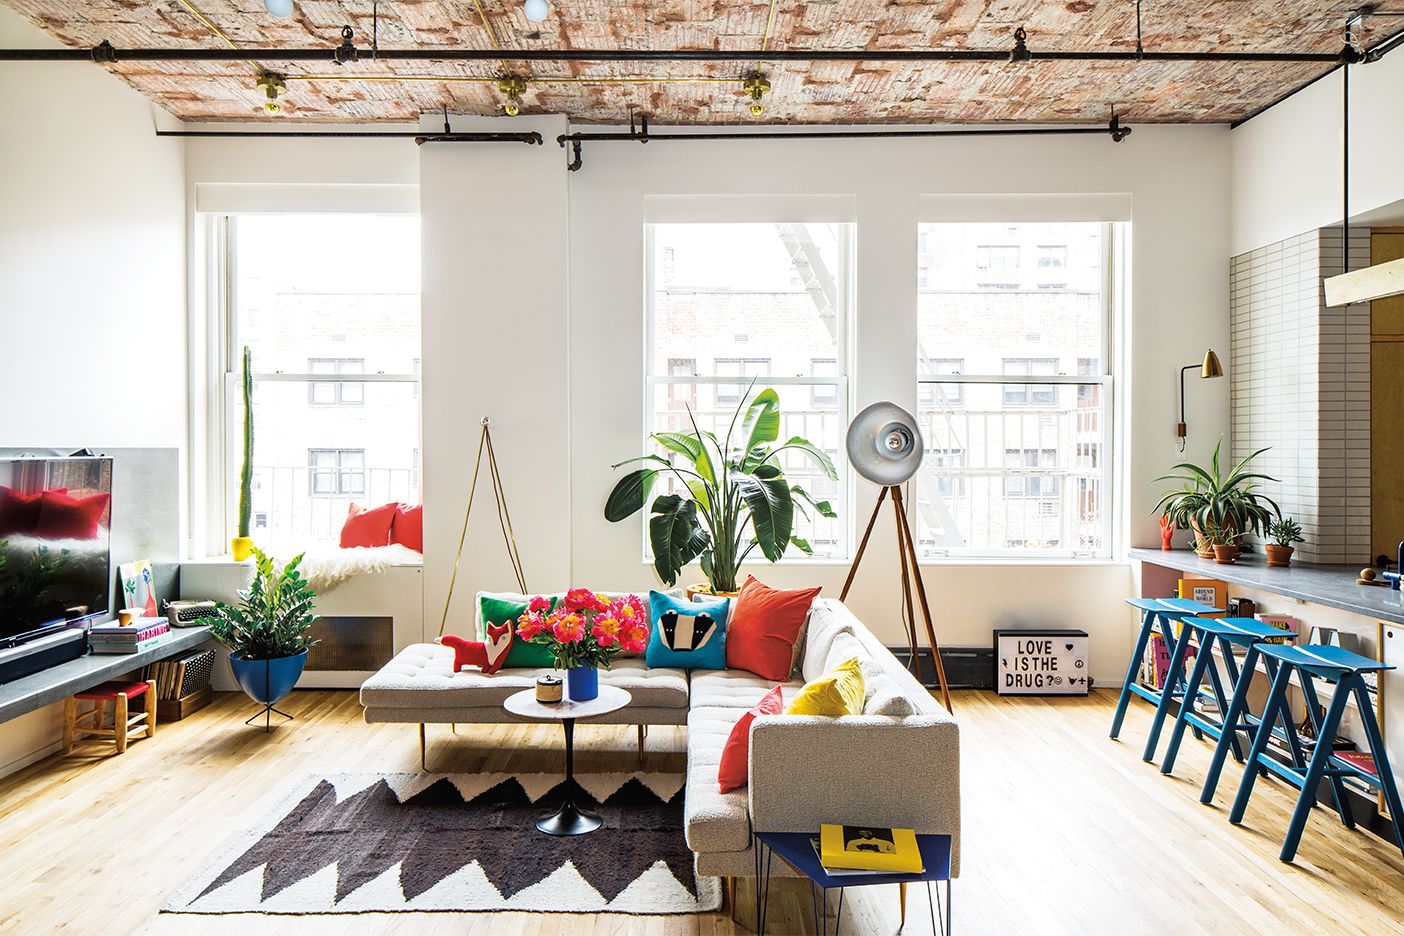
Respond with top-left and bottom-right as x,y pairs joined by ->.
306,616 -> 393,671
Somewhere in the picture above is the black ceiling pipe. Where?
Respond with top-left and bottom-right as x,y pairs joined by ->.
0,44 -> 1354,65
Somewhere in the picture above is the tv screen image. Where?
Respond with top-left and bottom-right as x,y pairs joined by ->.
0,457 -> 113,644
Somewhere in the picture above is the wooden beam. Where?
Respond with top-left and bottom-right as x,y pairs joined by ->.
1324,255 -> 1404,306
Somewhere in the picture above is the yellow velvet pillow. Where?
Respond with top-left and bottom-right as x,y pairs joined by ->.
785,656 -> 865,716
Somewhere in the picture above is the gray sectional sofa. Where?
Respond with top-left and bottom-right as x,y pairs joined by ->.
359,595 -> 961,882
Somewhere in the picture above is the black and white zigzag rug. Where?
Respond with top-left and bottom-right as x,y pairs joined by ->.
163,772 -> 721,915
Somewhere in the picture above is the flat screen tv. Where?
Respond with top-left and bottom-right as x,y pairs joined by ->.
0,457 -> 113,646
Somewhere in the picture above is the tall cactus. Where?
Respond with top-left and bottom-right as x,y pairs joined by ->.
237,345 -> 254,539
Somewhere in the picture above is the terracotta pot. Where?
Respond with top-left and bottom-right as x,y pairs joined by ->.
1212,544 -> 1240,564
686,582 -> 741,601
1265,544 -> 1295,567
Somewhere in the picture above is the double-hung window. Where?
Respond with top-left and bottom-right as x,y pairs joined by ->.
647,222 -> 852,559
212,213 -> 421,547
914,221 -> 1119,558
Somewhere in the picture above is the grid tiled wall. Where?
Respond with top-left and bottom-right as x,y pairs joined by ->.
1229,228 -> 1370,564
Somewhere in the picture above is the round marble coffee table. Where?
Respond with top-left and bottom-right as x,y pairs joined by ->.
503,684 -> 631,835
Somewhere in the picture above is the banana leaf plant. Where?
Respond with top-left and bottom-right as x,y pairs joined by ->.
1153,438 -> 1280,552
604,387 -> 838,593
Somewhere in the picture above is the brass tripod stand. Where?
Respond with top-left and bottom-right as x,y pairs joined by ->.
839,485 -> 953,714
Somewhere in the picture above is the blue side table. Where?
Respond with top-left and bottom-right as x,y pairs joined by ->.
753,830 -> 952,935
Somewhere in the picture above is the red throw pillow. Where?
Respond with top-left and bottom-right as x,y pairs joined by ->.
34,490 -> 109,540
718,685 -> 783,794
390,503 -> 423,553
340,502 -> 398,548
0,486 -> 63,538
724,576 -> 822,681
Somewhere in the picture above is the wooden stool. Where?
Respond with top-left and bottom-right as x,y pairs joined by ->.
63,680 -> 157,754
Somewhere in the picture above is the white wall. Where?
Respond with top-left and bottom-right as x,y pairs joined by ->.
1231,53 -> 1404,255
417,121 -> 1232,688
0,6 -> 187,776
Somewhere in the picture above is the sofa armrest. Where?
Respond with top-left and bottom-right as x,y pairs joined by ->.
748,714 -> 960,874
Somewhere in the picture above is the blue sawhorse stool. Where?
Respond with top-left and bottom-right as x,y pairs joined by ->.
1112,598 -> 1201,743
1229,643 -> 1404,862
1198,622 -> 1291,803
1120,598 -> 1225,762
1160,616 -> 1290,777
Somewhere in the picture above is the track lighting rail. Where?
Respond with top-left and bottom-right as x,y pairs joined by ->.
554,116 -> 1133,171
0,43 -> 1361,65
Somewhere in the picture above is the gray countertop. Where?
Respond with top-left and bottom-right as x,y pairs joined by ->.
1129,548 -> 1404,626
0,626 -> 216,724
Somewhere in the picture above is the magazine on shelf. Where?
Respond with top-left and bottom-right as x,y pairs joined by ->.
818,824 -> 923,874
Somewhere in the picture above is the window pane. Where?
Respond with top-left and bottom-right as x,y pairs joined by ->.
250,382 -> 419,544
653,223 -> 841,375
913,381 -> 1106,554
919,222 -> 1104,369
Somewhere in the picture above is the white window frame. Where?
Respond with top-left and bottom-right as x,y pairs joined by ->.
916,221 -> 1121,561
644,221 -> 854,564
203,213 -> 421,551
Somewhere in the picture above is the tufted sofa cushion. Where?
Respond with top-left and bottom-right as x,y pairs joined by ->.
801,603 -> 857,682
689,668 -> 804,710
359,644 -> 688,710
684,706 -> 753,853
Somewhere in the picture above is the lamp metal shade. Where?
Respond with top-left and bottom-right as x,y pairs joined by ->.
846,402 -> 924,486
1201,349 -> 1223,379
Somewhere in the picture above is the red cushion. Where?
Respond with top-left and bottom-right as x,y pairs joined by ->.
34,490 -> 109,540
724,576 -> 822,681
389,503 -> 423,553
75,680 -> 151,701
0,486 -> 62,538
340,502 -> 399,548
717,685 -> 783,793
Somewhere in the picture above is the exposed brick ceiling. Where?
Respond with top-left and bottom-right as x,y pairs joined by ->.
2,1 -> 1397,124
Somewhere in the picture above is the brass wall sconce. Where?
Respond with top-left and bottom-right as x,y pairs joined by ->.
1178,349 -> 1223,450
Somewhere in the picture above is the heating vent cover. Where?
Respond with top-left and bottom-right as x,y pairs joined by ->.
306,616 -> 393,672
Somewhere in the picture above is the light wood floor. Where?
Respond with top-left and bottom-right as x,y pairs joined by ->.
2,688 -> 1403,935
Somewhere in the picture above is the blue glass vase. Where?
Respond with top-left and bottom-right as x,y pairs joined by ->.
567,664 -> 599,701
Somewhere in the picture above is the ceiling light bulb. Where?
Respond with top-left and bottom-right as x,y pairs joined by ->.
264,0 -> 294,17
524,0 -> 549,22
504,100 -> 520,116
264,100 -> 281,115
750,104 -> 765,116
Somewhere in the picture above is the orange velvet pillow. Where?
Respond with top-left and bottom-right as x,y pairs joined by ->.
390,503 -> 423,552
724,576 -> 822,681
717,685 -> 783,793
340,502 -> 398,548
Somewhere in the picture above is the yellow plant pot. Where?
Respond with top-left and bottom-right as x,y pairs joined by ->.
231,536 -> 254,561
686,582 -> 740,601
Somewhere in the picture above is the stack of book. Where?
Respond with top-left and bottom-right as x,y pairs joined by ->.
810,824 -> 924,876
139,649 -> 215,701
87,617 -> 170,654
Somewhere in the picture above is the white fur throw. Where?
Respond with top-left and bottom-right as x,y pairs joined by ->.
273,544 -> 422,594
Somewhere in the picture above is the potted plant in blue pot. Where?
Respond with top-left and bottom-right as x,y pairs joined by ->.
209,547 -> 320,731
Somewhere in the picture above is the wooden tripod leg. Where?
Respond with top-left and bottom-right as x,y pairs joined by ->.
892,492 -> 922,677
840,486 -> 890,601
891,487 -> 953,714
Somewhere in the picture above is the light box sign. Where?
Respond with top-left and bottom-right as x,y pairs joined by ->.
994,629 -> 1089,696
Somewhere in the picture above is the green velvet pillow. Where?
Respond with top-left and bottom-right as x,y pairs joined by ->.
479,595 -> 556,668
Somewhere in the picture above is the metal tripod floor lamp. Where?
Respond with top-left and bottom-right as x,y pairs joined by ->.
838,402 -> 953,714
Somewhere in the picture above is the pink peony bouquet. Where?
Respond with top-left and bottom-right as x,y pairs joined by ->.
516,588 -> 650,670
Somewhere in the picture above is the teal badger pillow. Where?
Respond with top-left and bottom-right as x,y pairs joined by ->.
478,594 -> 557,669
645,590 -> 729,670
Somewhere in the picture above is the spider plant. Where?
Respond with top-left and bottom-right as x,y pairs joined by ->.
1154,438 -> 1280,553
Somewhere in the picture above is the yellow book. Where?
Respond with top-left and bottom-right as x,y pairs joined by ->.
1177,578 -> 1226,617
818,824 -> 923,874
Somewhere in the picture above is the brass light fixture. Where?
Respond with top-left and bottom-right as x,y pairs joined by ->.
255,72 -> 286,115
499,74 -> 526,116
743,72 -> 770,116
1177,349 -> 1224,450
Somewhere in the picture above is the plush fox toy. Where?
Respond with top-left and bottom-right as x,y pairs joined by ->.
437,620 -> 514,675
